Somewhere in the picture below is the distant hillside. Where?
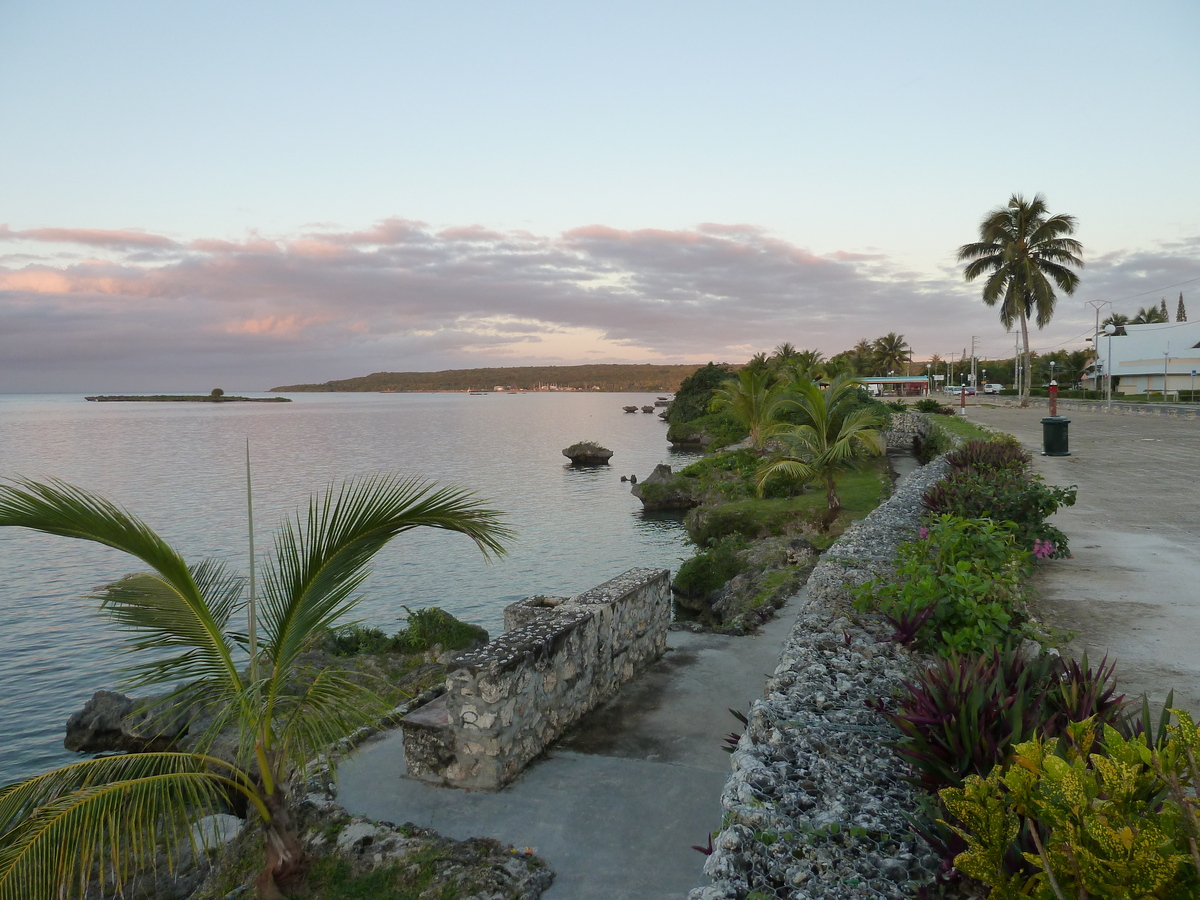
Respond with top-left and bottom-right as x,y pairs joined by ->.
270,364 -> 709,393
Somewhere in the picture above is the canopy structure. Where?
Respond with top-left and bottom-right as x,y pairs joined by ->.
856,375 -> 932,397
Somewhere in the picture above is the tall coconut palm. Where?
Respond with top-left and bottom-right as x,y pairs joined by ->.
872,333 -> 911,375
957,193 -> 1083,407
757,375 -> 888,530
710,366 -> 790,451
0,475 -> 511,899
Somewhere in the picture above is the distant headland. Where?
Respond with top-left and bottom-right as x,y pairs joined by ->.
270,364 -> 705,393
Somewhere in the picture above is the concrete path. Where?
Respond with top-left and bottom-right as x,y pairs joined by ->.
336,603 -> 801,899
966,404 -> 1200,715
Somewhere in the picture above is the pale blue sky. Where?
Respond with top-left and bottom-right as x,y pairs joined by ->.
2,1 -> 1198,390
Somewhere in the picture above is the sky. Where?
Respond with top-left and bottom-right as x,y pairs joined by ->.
2,1 -> 1198,392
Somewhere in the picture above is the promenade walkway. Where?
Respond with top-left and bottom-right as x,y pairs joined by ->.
967,404 -> 1200,714
336,606 -> 800,900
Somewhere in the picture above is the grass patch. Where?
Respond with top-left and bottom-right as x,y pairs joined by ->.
302,848 -> 465,900
926,414 -> 992,443
324,608 -> 487,658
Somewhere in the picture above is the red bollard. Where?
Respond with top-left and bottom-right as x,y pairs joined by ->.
1049,382 -> 1058,417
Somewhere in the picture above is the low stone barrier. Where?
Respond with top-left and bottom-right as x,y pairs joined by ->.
883,412 -> 935,451
401,567 -> 670,791
690,459 -> 954,900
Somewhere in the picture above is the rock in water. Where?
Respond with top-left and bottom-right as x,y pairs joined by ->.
630,464 -> 699,511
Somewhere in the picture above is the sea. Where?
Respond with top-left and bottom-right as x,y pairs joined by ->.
0,391 -> 701,785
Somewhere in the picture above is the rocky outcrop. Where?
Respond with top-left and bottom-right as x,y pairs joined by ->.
64,690 -> 190,753
562,441 -> 613,464
630,464 -> 700,511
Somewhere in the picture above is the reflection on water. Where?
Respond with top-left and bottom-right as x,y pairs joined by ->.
0,392 -> 701,783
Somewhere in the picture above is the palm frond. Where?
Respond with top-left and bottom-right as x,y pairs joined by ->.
0,479 -> 245,692
0,753 -> 257,900
260,475 -> 511,702
267,667 -> 397,780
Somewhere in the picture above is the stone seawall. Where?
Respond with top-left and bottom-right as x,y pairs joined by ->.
690,459 -> 954,900
402,567 -> 670,791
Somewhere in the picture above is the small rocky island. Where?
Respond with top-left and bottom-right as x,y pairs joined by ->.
85,388 -> 290,403
562,441 -> 613,464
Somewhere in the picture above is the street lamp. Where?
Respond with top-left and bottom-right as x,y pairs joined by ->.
1104,323 -> 1116,409
925,362 -> 931,396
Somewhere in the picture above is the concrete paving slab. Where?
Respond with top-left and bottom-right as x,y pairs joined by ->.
966,405 -> 1200,714
336,598 -> 801,899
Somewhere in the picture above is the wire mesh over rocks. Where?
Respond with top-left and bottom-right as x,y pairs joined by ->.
689,458 -> 971,900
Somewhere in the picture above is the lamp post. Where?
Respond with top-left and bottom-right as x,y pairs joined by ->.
1104,323 -> 1116,409
925,362 -> 931,397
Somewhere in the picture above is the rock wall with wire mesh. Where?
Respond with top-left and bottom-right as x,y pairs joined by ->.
883,412 -> 935,452
689,459 -> 953,900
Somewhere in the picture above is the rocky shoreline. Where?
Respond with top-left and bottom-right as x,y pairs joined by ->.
690,457 -> 962,900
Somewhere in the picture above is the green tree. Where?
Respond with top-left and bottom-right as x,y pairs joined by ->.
709,366 -> 790,451
957,193 -> 1083,407
872,332 -> 911,375
667,362 -> 732,424
756,375 -> 888,529
1131,304 -> 1168,324
1178,293 -> 1188,322
0,475 -> 511,899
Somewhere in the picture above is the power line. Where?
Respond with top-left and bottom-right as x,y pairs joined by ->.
1104,275 -> 1200,305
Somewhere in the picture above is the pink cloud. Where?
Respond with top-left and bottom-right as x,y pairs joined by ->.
0,225 -> 179,249
3,214 -> 1191,393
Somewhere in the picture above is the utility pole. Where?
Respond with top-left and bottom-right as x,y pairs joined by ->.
1087,300 -> 1111,389
970,335 -> 978,394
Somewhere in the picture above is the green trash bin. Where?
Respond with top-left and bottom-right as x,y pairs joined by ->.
1041,416 -> 1071,456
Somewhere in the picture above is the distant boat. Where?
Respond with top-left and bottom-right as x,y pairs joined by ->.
469,391 -> 488,395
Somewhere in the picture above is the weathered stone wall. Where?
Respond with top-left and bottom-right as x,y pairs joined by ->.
883,411 -> 935,451
403,567 -> 670,791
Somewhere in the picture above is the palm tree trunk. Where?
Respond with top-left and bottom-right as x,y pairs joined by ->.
821,478 -> 841,532
1019,310 -> 1031,409
255,789 -> 307,899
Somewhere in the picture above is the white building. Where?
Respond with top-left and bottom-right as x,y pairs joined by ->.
1093,320 -> 1200,396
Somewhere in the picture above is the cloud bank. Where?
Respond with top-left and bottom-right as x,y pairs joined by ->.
2,219 -> 1197,392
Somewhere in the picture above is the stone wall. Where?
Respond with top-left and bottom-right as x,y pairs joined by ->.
402,567 -> 670,791
690,457 -> 957,899
882,411 -> 935,451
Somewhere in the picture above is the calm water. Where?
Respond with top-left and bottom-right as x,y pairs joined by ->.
0,392 -> 699,784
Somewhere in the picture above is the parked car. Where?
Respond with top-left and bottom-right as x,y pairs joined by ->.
944,385 -> 976,396
982,383 -> 1004,394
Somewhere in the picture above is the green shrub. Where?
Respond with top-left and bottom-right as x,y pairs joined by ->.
393,606 -> 488,652
668,363 -> 734,424
324,607 -> 488,657
667,411 -> 747,449
914,397 -> 942,414
685,498 -> 814,545
854,516 -> 1029,656
913,423 -> 953,464
672,535 -> 747,599
324,624 -> 401,656
886,400 -> 908,412
923,470 -> 1077,556
940,716 -> 1200,899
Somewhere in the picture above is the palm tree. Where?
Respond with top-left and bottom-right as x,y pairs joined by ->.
757,375 -> 888,530
872,333 -> 911,375
957,193 -> 1083,407
0,475 -> 511,899
710,366 -> 790,451
1131,304 -> 1168,324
